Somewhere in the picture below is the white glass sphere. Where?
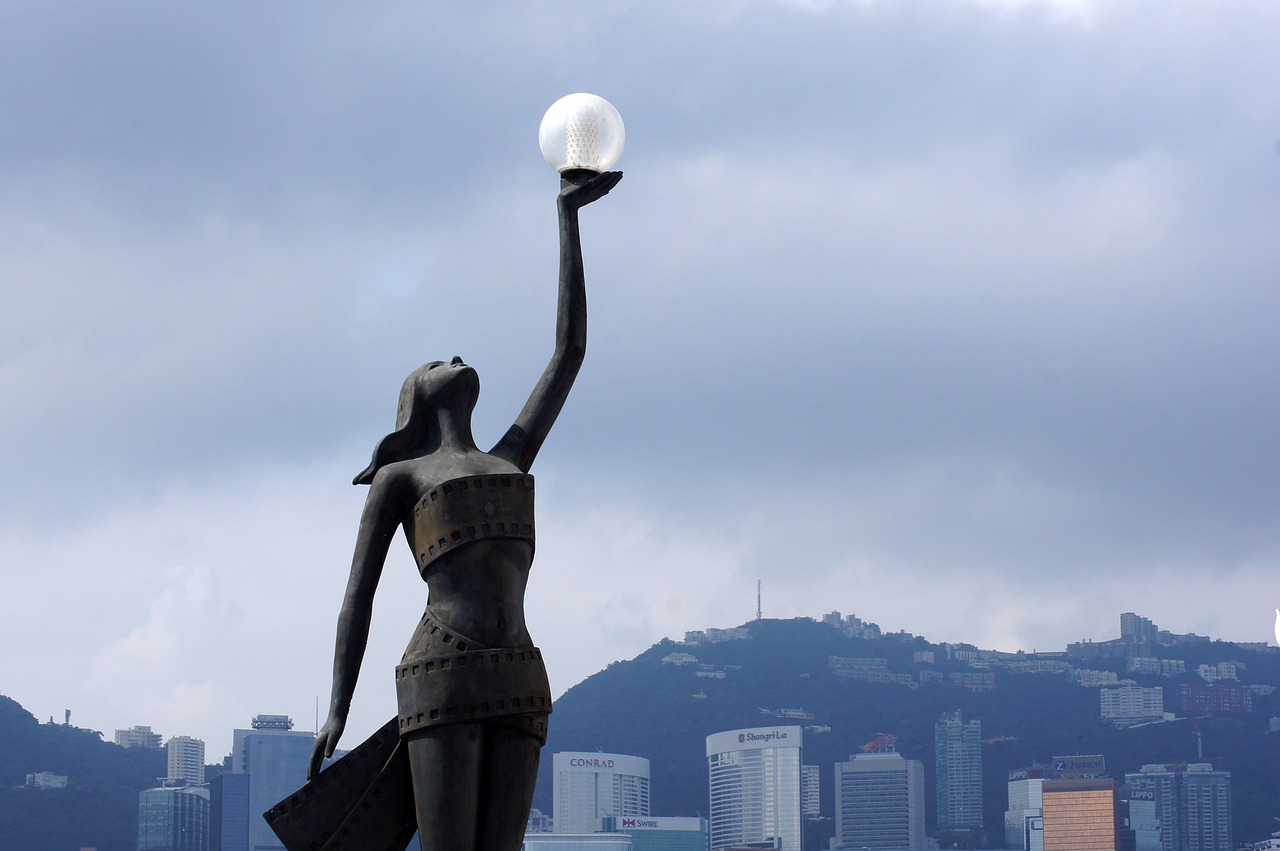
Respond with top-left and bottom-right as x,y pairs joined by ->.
539,93 -> 625,174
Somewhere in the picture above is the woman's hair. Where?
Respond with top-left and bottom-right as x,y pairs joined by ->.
352,365 -> 441,485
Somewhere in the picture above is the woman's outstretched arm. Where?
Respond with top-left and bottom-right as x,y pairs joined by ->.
308,473 -> 402,779
491,171 -> 622,472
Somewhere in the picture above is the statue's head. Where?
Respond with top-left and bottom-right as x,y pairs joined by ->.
353,357 -> 479,485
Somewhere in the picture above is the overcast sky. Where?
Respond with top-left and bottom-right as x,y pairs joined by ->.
2,0 -> 1278,758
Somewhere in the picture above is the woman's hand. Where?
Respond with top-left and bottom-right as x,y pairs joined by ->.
559,171 -> 623,211
308,713 -> 346,780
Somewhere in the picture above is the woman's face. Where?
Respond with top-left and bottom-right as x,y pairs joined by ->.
413,356 -> 479,410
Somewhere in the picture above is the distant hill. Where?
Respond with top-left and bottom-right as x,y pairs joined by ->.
533,617 -> 1280,847
0,694 -> 165,851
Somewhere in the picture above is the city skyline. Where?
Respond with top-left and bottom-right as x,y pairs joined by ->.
3,1 -> 1279,767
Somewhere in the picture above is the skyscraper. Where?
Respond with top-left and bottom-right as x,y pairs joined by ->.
801,765 -> 820,819
553,752 -> 651,834
935,710 -> 982,832
1041,778 -> 1117,851
1124,764 -> 1231,851
706,726 -> 803,851
213,714 -> 313,851
1005,769 -> 1045,851
167,735 -> 206,786
138,785 -> 210,851
834,747 -> 925,850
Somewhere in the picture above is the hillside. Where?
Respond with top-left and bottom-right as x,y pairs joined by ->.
0,694 -> 166,851
533,617 -> 1280,846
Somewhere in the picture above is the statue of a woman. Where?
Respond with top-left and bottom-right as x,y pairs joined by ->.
266,170 -> 621,851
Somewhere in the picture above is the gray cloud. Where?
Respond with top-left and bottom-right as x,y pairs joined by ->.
2,0 -> 1278,753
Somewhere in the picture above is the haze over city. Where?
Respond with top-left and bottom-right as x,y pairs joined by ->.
2,1 -> 1278,759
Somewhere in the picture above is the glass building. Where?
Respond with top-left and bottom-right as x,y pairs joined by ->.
553,752 -> 651,834
706,726 -> 803,851
138,785 -> 210,851
1041,778 -> 1117,851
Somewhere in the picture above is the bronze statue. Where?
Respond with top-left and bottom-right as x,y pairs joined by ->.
265,169 -> 621,851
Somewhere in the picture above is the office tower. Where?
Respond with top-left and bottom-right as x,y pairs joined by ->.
834,747 -> 925,850
1124,786 -> 1161,851
601,816 -> 709,851
935,710 -> 982,831
209,773 -> 249,851
167,735 -> 206,785
214,714 -> 313,851
1041,778 -> 1118,851
553,752 -> 651,834
138,785 -> 211,851
801,765 -> 820,818
706,726 -> 803,851
117,725 -> 164,749
1006,769 -> 1045,851
1182,766 -> 1231,851
1124,764 -> 1231,851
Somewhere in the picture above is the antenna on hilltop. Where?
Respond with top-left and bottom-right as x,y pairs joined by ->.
756,580 -> 762,620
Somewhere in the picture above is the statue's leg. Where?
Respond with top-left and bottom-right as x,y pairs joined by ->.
475,725 -> 542,851
405,724 -> 482,850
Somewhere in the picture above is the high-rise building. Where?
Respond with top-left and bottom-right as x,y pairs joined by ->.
801,765 -> 820,819
1041,778 -> 1118,851
1124,764 -> 1231,851
209,773 -> 249,851
935,710 -> 982,832
1006,769 -> 1046,851
553,752 -> 651,834
601,816 -> 709,851
706,726 -> 803,851
834,748 -> 925,850
167,736 -> 206,786
213,714 -> 313,851
117,725 -> 164,749
138,785 -> 210,851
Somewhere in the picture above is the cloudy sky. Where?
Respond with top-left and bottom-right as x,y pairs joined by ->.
2,0 -> 1278,758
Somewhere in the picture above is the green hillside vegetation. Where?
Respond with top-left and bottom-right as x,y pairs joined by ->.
535,617 -> 1280,847
0,694 -> 166,851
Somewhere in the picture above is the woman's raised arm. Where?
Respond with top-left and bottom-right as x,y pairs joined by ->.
491,171 -> 621,472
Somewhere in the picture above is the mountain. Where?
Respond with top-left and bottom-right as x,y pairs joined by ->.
533,616 -> 1280,846
0,694 -> 166,851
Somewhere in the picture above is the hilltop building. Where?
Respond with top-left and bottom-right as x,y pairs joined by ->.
1100,686 -> 1169,727
167,735 -> 206,786
706,726 -> 803,851
834,744 -> 925,850
116,725 -> 163,749
935,710 -> 982,833
553,752 -> 651,834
